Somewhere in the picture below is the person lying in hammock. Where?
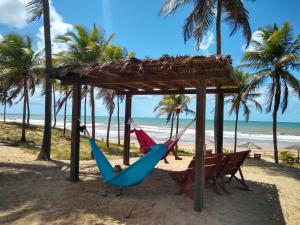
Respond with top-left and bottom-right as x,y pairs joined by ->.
113,165 -> 122,173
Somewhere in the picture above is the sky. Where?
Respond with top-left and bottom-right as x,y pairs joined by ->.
0,0 -> 300,122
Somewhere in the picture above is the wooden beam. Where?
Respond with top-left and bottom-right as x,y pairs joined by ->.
56,69 -> 231,86
70,82 -> 81,182
123,94 -> 132,165
116,88 -> 240,95
194,78 -> 206,212
215,91 -> 224,153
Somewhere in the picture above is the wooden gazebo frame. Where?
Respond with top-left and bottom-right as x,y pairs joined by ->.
53,55 -> 239,212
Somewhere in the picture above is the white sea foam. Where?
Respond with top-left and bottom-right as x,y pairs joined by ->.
5,118 -> 300,147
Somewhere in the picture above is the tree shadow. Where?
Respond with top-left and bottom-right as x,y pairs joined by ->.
244,158 -> 300,181
0,160 -> 287,225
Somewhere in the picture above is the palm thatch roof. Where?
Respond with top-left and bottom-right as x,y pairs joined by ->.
52,55 -> 239,94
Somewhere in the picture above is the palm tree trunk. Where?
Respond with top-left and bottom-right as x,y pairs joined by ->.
84,95 -> 87,126
117,97 -> 120,145
90,86 -> 95,159
52,86 -> 57,128
234,106 -> 240,153
3,96 -> 6,122
83,94 -> 87,135
106,110 -> 113,148
170,113 -> 174,139
90,86 -> 95,139
21,78 -> 27,142
216,0 -> 222,55
39,0 -> 52,160
273,78 -> 281,164
26,92 -> 30,125
214,0 -> 222,152
63,92 -> 67,136
273,110 -> 279,163
175,113 -> 180,153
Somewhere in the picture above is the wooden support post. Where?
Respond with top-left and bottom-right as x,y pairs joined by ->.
215,91 -> 224,153
123,94 -> 132,165
194,78 -> 206,212
70,82 -> 81,182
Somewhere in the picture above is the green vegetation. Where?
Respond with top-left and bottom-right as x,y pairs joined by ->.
0,122 -> 193,160
280,151 -> 296,163
0,122 -> 140,160
0,34 -> 43,142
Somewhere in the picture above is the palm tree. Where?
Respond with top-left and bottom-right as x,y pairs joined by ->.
0,34 -> 42,142
159,0 -> 253,151
154,94 -> 195,154
159,0 -> 252,53
56,24 -> 114,140
225,70 -> 262,153
52,80 -> 59,128
26,0 -> 53,160
98,89 -> 115,147
116,95 -> 124,145
0,80 -> 12,122
100,45 -> 134,146
242,22 -> 300,163
55,83 -> 72,136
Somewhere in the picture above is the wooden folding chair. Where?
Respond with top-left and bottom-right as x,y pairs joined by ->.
220,150 -> 251,190
169,153 -> 224,197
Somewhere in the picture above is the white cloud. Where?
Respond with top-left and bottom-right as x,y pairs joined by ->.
242,30 -> 263,52
197,31 -> 214,53
135,95 -> 155,100
0,0 -> 27,28
36,0 -> 73,53
0,34 -> 3,41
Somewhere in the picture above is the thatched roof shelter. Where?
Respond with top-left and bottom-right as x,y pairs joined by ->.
52,55 -> 239,212
53,55 -> 239,94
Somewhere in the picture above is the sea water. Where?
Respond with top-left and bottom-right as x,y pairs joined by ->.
2,114 -> 300,149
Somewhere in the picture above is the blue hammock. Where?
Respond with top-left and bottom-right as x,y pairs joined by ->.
89,139 -> 168,188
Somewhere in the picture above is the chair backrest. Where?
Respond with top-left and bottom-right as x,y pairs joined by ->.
222,150 -> 251,176
204,154 -> 223,180
186,153 -> 223,180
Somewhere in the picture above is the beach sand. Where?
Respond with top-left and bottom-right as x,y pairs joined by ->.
0,145 -> 300,225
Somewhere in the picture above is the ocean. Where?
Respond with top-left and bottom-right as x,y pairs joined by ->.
2,114 -> 300,149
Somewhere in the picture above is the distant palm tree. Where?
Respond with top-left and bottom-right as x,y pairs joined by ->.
116,95 -> 124,145
56,24 -> 114,140
100,45 -> 134,146
0,80 -> 12,122
55,83 -> 72,136
52,80 -> 59,128
98,89 -> 115,148
242,22 -> 300,163
154,94 -> 195,154
0,34 -> 42,142
26,0 -> 53,160
225,70 -> 262,153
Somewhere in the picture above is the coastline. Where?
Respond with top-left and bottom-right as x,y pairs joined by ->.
2,113 -> 300,157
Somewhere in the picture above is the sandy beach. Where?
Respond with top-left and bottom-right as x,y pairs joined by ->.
1,144 -> 300,225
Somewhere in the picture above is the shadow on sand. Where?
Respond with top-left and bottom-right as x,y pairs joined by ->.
0,160 -> 286,225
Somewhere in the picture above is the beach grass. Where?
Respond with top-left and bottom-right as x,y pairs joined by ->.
0,122 -> 193,160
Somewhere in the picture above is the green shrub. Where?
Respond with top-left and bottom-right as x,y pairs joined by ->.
280,151 -> 295,163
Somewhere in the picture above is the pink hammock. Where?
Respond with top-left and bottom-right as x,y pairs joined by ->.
130,129 -> 179,159
130,119 -> 194,158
